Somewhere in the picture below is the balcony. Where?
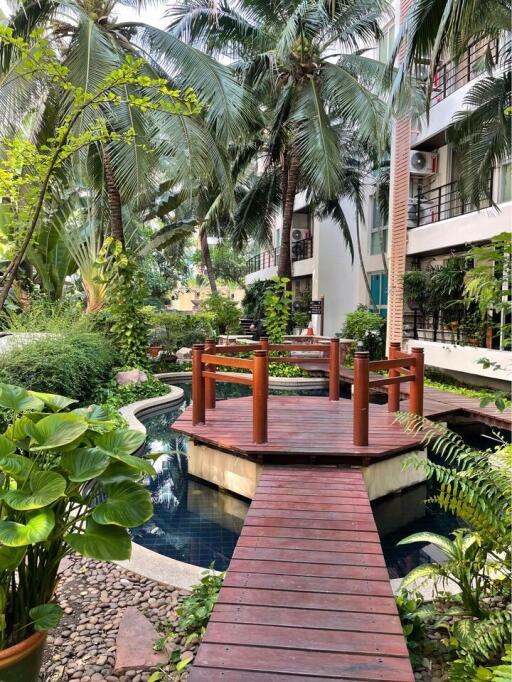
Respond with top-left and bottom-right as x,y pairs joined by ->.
246,237 -> 313,275
408,179 -> 492,228
427,38 -> 499,107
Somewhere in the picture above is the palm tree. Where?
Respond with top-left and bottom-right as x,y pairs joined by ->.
0,0 -> 254,246
390,0 -> 511,204
167,0 -> 393,279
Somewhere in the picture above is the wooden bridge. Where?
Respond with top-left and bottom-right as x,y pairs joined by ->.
189,466 -> 415,681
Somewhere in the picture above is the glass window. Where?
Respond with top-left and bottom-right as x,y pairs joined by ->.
370,198 -> 388,255
370,272 -> 388,318
500,162 -> 511,202
275,227 -> 281,248
378,25 -> 394,63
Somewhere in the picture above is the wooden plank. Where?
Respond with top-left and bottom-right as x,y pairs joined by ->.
201,354 -> 253,369
223,571 -> 393,596
202,371 -> 253,386
227,559 -> 390,582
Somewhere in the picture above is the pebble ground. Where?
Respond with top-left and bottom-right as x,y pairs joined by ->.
40,555 -> 196,682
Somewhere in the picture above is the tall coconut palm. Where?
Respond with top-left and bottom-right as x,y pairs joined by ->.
390,0 -> 511,204
167,0 -> 394,278
0,0 -> 254,246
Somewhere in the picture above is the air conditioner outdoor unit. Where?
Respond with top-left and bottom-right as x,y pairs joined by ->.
291,228 -> 310,241
409,150 -> 437,176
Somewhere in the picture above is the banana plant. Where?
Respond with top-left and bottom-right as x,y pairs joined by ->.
0,382 -> 154,648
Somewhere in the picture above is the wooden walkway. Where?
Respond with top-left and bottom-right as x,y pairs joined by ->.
189,467 -> 414,681
173,396 -> 425,463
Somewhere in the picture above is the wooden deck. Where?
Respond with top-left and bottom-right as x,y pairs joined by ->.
189,467 -> 414,681
173,396 -> 425,463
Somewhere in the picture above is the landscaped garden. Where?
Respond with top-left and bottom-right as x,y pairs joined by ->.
0,0 -> 510,680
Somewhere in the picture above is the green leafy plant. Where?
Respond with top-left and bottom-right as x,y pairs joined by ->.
149,311 -> 215,351
199,293 -> 241,336
0,331 -> 115,405
0,296 -> 88,334
403,270 -> 433,316
0,382 -> 155,649
395,589 -> 433,666
100,239 -> 150,368
242,280 -> 273,322
263,277 -> 292,343
97,375 -> 169,413
340,305 -> 385,359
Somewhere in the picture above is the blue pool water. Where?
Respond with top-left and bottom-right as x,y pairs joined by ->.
132,381 -> 508,577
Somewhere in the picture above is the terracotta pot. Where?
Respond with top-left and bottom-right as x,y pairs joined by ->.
148,346 -> 163,359
0,631 -> 47,682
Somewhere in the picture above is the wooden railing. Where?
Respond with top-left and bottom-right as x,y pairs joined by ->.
191,337 -> 341,444
353,342 -> 425,446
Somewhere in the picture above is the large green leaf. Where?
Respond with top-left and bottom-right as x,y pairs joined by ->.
61,447 -> 110,482
30,414 -> 89,450
98,461 -> 144,483
4,471 -> 66,510
0,453 -> 38,482
29,603 -> 63,631
92,481 -> 153,528
400,563 -> 440,589
0,509 -> 55,546
0,546 -> 26,570
27,390 -> 77,413
95,429 -> 145,456
0,384 -> 44,412
397,532 -> 454,556
65,519 -> 131,561
0,435 -> 15,458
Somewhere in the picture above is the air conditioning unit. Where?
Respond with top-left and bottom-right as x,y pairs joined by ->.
291,228 -> 310,242
409,150 -> 437,176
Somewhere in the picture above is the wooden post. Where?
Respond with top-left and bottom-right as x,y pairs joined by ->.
409,346 -> 424,416
388,341 -> 401,413
192,344 -> 205,425
260,337 -> 269,352
252,350 -> 268,444
329,337 -> 340,401
204,338 -> 216,409
353,351 -> 369,446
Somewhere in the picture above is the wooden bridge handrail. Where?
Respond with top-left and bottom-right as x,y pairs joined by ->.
215,344 -> 262,354
269,343 -> 330,353
353,344 -> 424,446
202,371 -> 253,386
269,356 -> 329,364
201,354 -> 254,370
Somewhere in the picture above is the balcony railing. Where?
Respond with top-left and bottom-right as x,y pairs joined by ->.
409,179 -> 492,228
417,38 -> 499,107
246,237 -> 313,275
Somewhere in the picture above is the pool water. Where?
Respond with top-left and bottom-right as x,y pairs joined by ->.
132,381 -> 508,577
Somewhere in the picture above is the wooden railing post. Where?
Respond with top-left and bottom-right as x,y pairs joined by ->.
252,350 -> 268,444
192,344 -> 205,425
260,337 -> 269,352
353,350 -> 369,446
204,338 -> 216,409
409,347 -> 424,416
329,337 -> 340,401
388,342 -> 401,413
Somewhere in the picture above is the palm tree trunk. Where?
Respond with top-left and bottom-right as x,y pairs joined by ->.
200,227 -> 218,295
278,145 -> 300,279
102,146 -> 124,247
356,213 -> 377,310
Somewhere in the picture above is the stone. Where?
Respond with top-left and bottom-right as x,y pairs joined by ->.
116,370 -> 148,385
114,607 -> 169,672
176,347 -> 192,360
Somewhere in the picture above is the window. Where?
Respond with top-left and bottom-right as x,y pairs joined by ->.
370,198 -> 388,255
370,272 -> 388,318
378,25 -> 394,63
275,227 -> 281,248
500,162 -> 511,203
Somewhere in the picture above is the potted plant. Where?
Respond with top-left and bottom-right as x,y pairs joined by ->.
148,328 -> 166,359
403,270 -> 432,316
0,383 -> 154,681
460,313 -> 485,346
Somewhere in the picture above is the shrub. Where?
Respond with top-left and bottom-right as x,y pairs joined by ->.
264,277 -> 292,343
340,305 -> 385,359
1,295 -> 90,333
150,311 -> 215,350
242,280 -> 272,321
96,374 -> 169,413
0,332 -> 115,404
199,293 -> 241,335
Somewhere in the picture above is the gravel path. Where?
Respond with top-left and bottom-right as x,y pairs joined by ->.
40,555 -> 196,682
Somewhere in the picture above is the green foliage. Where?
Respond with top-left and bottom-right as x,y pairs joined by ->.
175,566 -> 224,638
464,233 -> 512,348
395,590 -> 432,666
100,239 -> 150,368
268,362 -> 307,378
0,331 -> 115,405
243,280 -> 273,322
263,277 -> 292,343
0,382 -> 154,647
424,371 -> 511,413
291,288 -> 312,330
403,270 -> 433,315
96,375 -> 169,414
150,311 -> 215,351
207,243 -> 247,287
340,305 -> 385,359
0,296 -> 88,333
199,293 -> 241,335
397,416 -> 511,675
